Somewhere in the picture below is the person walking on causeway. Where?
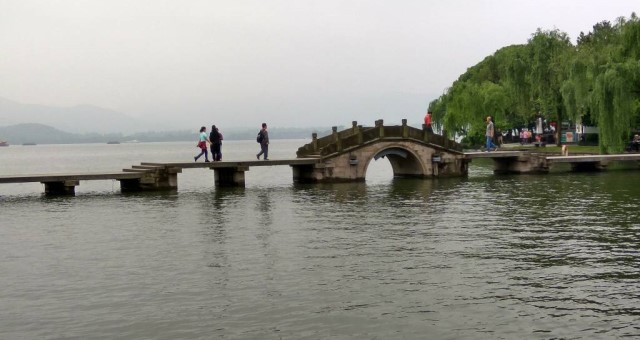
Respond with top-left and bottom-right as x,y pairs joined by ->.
485,116 -> 498,152
256,123 -> 269,160
194,126 -> 211,162
209,125 -> 222,161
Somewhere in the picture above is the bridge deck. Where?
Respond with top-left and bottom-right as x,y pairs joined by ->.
465,151 -> 640,163
3,153 -> 639,188
0,158 -> 320,184
546,154 -> 640,163
148,158 -> 319,169
0,172 -> 144,184
464,151 -> 526,159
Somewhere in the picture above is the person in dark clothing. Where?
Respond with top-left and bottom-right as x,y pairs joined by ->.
256,123 -> 269,160
632,134 -> 640,152
209,125 -> 222,161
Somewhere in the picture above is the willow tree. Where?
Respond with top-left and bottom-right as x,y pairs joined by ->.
564,14 -> 640,153
497,45 -> 532,126
622,13 -> 640,130
593,61 -> 640,152
431,13 -> 640,152
442,81 -> 484,140
592,15 -> 640,153
429,46 -> 526,146
528,28 -> 574,145
560,54 -> 591,122
430,42 -> 553,147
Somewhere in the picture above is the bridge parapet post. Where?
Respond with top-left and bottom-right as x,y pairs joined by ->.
312,133 -> 318,152
375,119 -> 384,138
402,119 -> 408,138
422,124 -> 432,134
332,126 -> 342,152
423,129 -> 432,144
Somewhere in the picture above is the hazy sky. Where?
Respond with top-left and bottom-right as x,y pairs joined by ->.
1,0 -> 636,130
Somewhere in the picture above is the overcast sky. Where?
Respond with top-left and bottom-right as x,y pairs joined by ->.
0,0 -> 636,130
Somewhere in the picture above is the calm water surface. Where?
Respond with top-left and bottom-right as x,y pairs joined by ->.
1,141 -> 640,339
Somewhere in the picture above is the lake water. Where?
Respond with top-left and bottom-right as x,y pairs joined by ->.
1,140 -> 640,339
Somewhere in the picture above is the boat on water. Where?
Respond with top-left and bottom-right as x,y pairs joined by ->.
107,141 -> 121,144
22,142 -> 37,146
0,141 -> 9,147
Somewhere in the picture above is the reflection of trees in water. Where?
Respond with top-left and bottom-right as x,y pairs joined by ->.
291,178 -> 464,209
463,171 -> 640,279
386,177 -> 463,200
289,178 -> 465,236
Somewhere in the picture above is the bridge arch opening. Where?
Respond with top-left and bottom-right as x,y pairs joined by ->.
365,147 -> 425,180
365,155 -> 394,182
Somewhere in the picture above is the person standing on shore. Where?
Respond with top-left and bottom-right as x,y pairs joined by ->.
194,126 -> 210,162
209,125 -> 222,161
256,123 -> 269,160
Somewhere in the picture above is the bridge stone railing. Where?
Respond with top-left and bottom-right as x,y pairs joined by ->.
296,119 -> 463,158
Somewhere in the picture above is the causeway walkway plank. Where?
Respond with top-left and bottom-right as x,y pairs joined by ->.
0,172 -> 144,184
546,154 -> 640,163
0,158 -> 320,184
145,158 -> 320,169
464,151 -> 525,159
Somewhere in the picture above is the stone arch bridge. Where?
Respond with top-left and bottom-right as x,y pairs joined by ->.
292,119 -> 467,182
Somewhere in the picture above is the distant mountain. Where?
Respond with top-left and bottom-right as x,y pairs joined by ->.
0,123 -> 329,145
0,123 -> 80,144
0,97 -> 150,134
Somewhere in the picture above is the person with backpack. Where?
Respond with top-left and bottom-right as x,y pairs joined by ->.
256,122 -> 269,160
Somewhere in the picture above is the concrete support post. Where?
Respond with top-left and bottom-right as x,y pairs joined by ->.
357,125 -> 363,145
43,180 -> 78,196
571,162 -> 607,172
352,121 -> 358,134
137,168 -> 179,191
119,179 -> 142,192
292,164 -> 320,183
214,167 -> 248,187
493,155 -> 549,174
